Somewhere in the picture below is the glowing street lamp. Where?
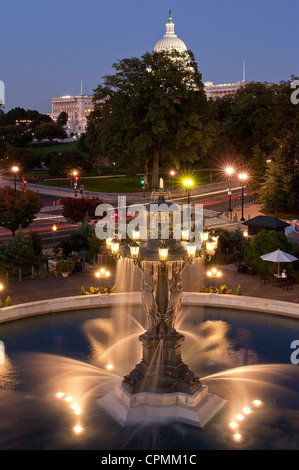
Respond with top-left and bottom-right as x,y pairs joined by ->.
225,167 -> 234,212
52,224 -> 57,250
12,165 -> 19,192
238,173 -> 248,222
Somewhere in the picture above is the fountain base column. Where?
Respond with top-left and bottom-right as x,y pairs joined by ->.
122,327 -> 202,395
100,385 -> 226,428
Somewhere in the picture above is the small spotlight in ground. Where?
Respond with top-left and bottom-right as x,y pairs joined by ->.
74,426 -> 83,434
56,393 -> 64,398
65,396 -> 73,403
253,400 -> 263,407
106,364 -> 114,371
242,407 -> 251,415
229,422 -> 238,429
236,414 -> 244,421
234,433 -> 242,441
74,409 -> 82,415
71,403 -> 78,410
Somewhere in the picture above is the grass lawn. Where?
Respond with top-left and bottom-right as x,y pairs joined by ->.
31,141 -> 79,157
35,176 -> 151,193
261,207 -> 299,220
32,169 -> 221,193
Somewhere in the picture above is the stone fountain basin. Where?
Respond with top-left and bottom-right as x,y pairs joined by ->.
1,292 -> 299,325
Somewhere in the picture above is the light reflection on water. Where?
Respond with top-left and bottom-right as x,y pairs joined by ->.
0,305 -> 299,450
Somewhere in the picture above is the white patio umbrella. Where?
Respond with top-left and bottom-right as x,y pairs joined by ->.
260,249 -> 298,275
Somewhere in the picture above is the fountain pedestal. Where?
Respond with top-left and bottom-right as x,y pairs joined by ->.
101,322 -> 226,428
101,384 -> 226,428
122,326 -> 202,395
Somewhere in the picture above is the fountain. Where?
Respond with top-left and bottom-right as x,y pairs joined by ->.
101,182 -> 226,426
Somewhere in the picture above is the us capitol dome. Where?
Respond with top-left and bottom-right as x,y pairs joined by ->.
154,10 -> 187,53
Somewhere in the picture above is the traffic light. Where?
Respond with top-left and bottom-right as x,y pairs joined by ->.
140,177 -> 145,185
75,175 -> 79,181
23,179 -> 27,186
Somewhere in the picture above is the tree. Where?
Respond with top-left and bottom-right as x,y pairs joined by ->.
258,155 -> 291,217
0,107 -> 52,128
46,149 -> 91,177
1,147 -> 41,171
246,230 -> 294,275
57,111 -> 68,126
6,227 -> 37,267
0,124 -> 33,149
34,122 -> 66,141
87,50 -> 218,188
0,186 -> 43,237
77,133 -> 90,154
218,79 -> 299,161
62,196 -> 103,224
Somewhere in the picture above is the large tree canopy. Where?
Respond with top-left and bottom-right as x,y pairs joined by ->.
86,50 -> 219,188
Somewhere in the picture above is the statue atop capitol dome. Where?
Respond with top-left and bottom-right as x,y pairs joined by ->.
154,11 -> 187,54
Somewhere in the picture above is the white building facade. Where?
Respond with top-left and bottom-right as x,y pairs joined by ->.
51,94 -> 94,135
204,81 -> 247,100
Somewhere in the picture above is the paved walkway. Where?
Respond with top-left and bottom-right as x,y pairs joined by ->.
3,260 -> 299,308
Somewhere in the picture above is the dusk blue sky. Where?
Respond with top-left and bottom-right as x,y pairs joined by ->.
1,0 -> 298,113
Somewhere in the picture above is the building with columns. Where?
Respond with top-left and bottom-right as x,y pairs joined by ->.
51,94 -> 94,135
204,81 -> 247,100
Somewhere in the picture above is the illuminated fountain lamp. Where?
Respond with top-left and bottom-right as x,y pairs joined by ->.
181,229 -> 190,241
106,237 -> 113,249
129,241 -> 140,261
110,239 -> 120,256
186,243 -> 197,263
132,229 -> 140,241
206,235 -> 217,254
202,226 -> 209,242
159,242 -> 169,262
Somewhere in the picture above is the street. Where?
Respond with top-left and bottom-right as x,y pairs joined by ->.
0,184 -> 250,245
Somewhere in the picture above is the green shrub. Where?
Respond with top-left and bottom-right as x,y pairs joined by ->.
236,285 -> 242,296
56,260 -> 75,274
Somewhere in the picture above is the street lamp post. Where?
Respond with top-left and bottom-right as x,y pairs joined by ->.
72,171 -> 79,197
12,166 -> 19,192
52,224 -> 57,251
225,167 -> 234,212
238,173 -> 248,222
95,267 -> 111,291
243,230 -> 248,264
170,170 -> 175,190
184,179 -> 193,205
207,267 -> 222,290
